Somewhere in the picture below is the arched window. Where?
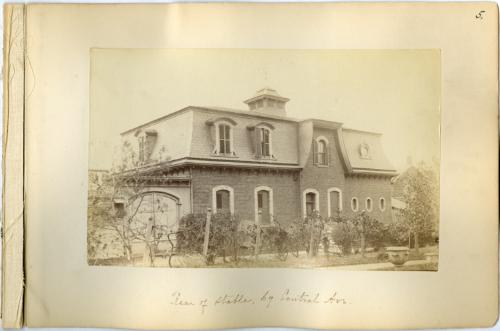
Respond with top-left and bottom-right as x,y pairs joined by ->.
303,189 -> 320,217
327,188 -> 343,217
255,186 -> 274,225
379,197 -> 386,211
365,198 -> 373,212
351,197 -> 359,212
212,185 -> 235,214
314,136 -> 329,166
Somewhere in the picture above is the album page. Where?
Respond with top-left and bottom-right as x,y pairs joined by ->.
23,3 -> 498,329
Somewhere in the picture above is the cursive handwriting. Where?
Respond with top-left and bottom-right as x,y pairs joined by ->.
170,289 -> 348,314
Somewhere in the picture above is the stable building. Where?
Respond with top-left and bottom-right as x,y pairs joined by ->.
115,88 -> 398,231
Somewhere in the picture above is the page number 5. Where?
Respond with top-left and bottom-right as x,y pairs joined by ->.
476,10 -> 485,19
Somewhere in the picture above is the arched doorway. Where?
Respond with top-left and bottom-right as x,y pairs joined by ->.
127,191 -> 181,255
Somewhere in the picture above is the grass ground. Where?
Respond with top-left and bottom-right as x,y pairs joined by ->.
90,245 -> 439,270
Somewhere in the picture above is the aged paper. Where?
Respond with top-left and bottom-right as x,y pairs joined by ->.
2,4 -> 25,328
23,3 -> 497,329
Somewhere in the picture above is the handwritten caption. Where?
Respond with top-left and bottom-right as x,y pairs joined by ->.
170,289 -> 348,314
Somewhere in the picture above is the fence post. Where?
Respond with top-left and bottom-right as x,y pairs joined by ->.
203,208 -> 212,257
255,210 -> 262,258
308,210 -> 317,258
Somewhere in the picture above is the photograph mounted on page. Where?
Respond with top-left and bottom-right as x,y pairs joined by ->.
88,49 -> 440,269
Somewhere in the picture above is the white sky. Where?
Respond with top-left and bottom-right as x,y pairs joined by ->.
90,49 -> 440,171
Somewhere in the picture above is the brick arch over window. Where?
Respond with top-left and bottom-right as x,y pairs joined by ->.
254,186 -> 274,225
212,185 -> 235,214
302,188 -> 320,217
327,187 -> 343,217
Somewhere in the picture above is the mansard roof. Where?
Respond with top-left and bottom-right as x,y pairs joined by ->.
337,128 -> 397,176
120,105 -> 397,175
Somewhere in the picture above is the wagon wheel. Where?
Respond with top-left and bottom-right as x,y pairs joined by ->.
166,232 -> 177,268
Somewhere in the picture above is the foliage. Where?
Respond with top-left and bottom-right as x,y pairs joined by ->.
261,222 -> 291,260
176,213 -> 207,254
88,140 -> 178,266
286,218 -> 312,256
387,217 -> 410,246
329,217 -> 359,255
399,162 -> 439,251
176,212 -> 245,264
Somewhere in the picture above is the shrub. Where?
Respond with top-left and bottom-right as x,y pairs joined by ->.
176,213 -> 206,254
261,223 -> 290,260
330,220 -> 358,255
176,212 -> 245,264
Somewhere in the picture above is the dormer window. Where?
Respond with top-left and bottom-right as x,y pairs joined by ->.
260,128 -> 271,157
136,129 -> 158,164
248,122 -> 275,159
219,124 -> 231,154
138,136 -> 146,163
317,140 -> 327,165
206,117 -> 237,156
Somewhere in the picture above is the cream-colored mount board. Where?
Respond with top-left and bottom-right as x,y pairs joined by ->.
2,4 -> 25,329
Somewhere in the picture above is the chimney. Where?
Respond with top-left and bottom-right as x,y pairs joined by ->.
244,87 -> 289,117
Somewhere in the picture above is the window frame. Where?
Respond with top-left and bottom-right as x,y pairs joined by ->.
253,122 -> 275,159
302,188 -> 320,217
314,136 -> 330,167
327,187 -> 343,217
351,197 -> 359,212
138,135 -> 146,163
217,123 -> 233,155
254,186 -> 274,225
379,197 -> 386,211
365,197 -> 373,212
207,118 -> 237,156
260,127 -> 271,157
212,185 -> 235,214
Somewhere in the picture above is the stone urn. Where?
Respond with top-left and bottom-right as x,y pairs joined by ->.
386,247 -> 410,266
424,252 -> 438,263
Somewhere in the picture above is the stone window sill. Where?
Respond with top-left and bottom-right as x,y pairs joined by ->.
210,153 -> 239,158
255,156 -> 277,161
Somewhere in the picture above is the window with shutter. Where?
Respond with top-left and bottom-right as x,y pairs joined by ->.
260,128 -> 271,157
138,136 -> 145,163
254,128 -> 262,158
313,140 -> 318,164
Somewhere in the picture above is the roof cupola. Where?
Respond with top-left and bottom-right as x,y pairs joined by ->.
244,87 -> 289,117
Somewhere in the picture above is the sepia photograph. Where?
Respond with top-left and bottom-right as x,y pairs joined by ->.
88,49 -> 440,270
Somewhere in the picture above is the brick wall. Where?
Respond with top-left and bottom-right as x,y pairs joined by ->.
299,127 -> 394,223
190,126 -> 394,225
342,175 -> 393,223
191,167 -> 300,224
299,127 -> 347,217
